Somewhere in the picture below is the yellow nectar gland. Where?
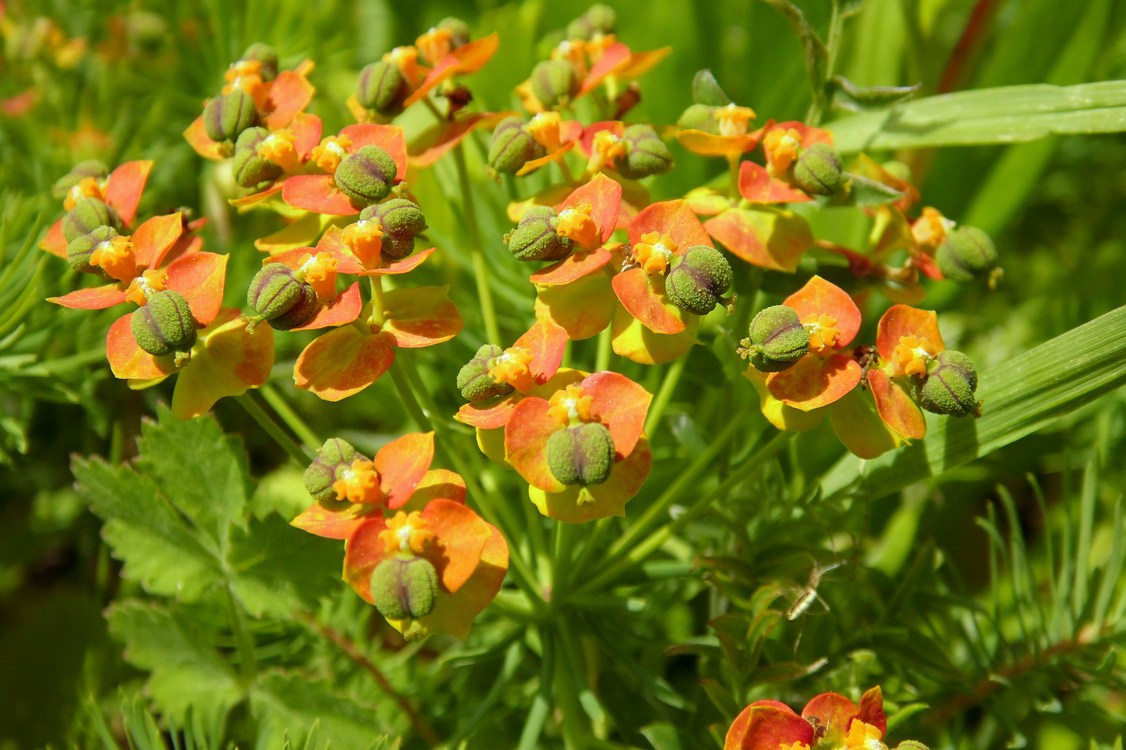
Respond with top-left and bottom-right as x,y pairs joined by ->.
333,458 -> 385,505
556,202 -> 600,249
383,46 -> 422,88
892,335 -> 937,378
632,231 -> 677,275
379,511 -> 437,556
804,313 -> 840,353
341,217 -> 385,267
297,252 -> 338,300
548,383 -> 594,427
529,112 -> 563,151
256,129 -> 300,173
589,129 -> 627,173
911,206 -> 955,250
64,176 -> 106,210
90,234 -> 137,283
309,134 -> 353,174
487,347 -> 534,393
715,103 -> 757,137
416,27 -> 454,65
764,127 -> 802,177
124,269 -> 169,306
844,720 -> 887,750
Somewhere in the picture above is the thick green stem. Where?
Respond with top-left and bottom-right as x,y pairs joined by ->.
594,325 -> 612,372
236,393 -> 309,466
453,144 -> 501,344
644,355 -> 687,437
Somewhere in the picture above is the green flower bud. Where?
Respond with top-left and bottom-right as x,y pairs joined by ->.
676,103 -> 720,133
617,124 -> 674,180
666,245 -> 732,316
303,437 -> 360,503
436,17 -> 471,49
487,117 -> 546,175
456,344 -> 516,402
66,225 -> 118,277
203,89 -> 259,145
745,305 -> 810,372
567,4 -> 616,39
546,422 -> 616,487
530,59 -> 578,111
792,142 -> 844,196
240,43 -> 278,81
914,349 -> 980,417
131,290 -> 198,357
334,145 -> 397,207
51,160 -> 108,201
936,226 -> 998,283
232,127 -> 283,188
62,197 -> 124,243
246,264 -> 319,330
363,198 -> 427,239
355,60 -> 409,116
370,555 -> 439,621
505,206 -> 574,262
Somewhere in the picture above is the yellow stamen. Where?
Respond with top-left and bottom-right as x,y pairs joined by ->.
297,252 -> 338,301
589,129 -> 627,173
911,206 -> 955,250
383,46 -> 422,87
843,720 -> 887,750
547,383 -> 593,427
632,231 -> 677,275
64,176 -> 105,210
309,134 -> 353,174
804,313 -> 840,352
90,234 -> 136,282
342,217 -> 384,267
892,334 -> 937,378
555,202 -> 600,249
528,112 -> 563,151
379,511 -> 436,555
124,269 -> 169,306
487,347 -> 534,392
715,103 -> 757,137
416,27 -> 454,65
764,127 -> 802,177
256,129 -> 300,173
332,458 -> 385,505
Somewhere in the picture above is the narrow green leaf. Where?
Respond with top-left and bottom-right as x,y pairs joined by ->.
830,80 -> 1126,152
819,304 -> 1126,502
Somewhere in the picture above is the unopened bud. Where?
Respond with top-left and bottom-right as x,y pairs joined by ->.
915,349 -> 980,417
303,438 -> 360,503
66,225 -> 118,277
240,43 -> 278,81
666,246 -> 732,316
487,117 -> 546,175
62,197 -> 124,243
676,103 -> 720,133
793,143 -> 844,196
505,206 -> 574,262
203,89 -> 259,146
52,160 -> 108,201
334,145 -> 397,207
436,17 -> 471,48
530,59 -> 578,111
246,264 -> 319,330
456,344 -> 516,402
232,127 -> 283,187
936,226 -> 997,283
131,290 -> 198,357
370,556 -> 439,621
566,4 -> 616,39
615,124 -> 674,180
546,422 -> 615,487
355,60 -> 410,116
745,305 -> 810,372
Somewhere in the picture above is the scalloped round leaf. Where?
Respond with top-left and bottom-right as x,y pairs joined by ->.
105,314 -> 177,381
340,123 -> 407,181
527,437 -> 652,524
724,702 -> 813,750
738,160 -> 812,204
784,275 -> 862,347
867,369 -> 926,441
294,326 -> 395,401
374,432 -> 435,509
555,173 -> 622,244
166,252 -> 228,326
583,371 -> 651,459
611,268 -> 686,335
827,387 -> 902,459
381,286 -> 462,348
610,306 -> 698,364
505,397 -> 566,493
534,272 -> 615,340
171,314 -> 275,419
282,175 -> 359,216
704,207 -> 812,272
48,284 -> 128,310
105,160 -> 152,226
766,353 -> 862,411
876,304 -> 944,361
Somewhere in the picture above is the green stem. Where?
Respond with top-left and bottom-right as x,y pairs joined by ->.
236,393 -> 309,466
453,144 -> 501,344
367,275 -> 385,326
644,355 -> 686,437
518,630 -> 553,750
727,154 -> 741,200
259,382 -> 320,450
807,0 -> 847,125
225,584 -> 257,684
594,325 -> 612,372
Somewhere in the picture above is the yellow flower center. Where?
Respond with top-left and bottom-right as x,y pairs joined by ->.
843,720 -> 886,750
383,46 -> 421,87
332,458 -> 385,505
715,103 -> 757,137
222,59 -> 265,97
911,206 -> 955,250
892,334 -> 937,378
124,269 -> 169,306
804,313 -> 840,352
256,129 -> 300,173
632,231 -> 677,275
529,111 -> 563,151
342,217 -> 385,267
589,129 -> 627,173
583,33 -> 617,63
90,234 -> 136,282
379,511 -> 436,556
297,252 -> 338,301
64,176 -> 105,210
487,347 -> 534,392
309,135 -> 353,174
416,26 -> 454,65
764,127 -> 802,177
556,202 -> 600,249
547,383 -> 593,427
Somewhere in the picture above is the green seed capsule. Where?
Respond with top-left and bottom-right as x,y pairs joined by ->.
546,422 -> 616,487
240,43 -> 278,81
936,226 -> 998,283
131,290 -> 198,357
232,127 -> 283,188
334,145 -> 397,207
51,160 -> 108,201
203,89 -> 259,145
363,198 -> 427,239
303,437 -> 360,503
505,206 -> 574,262
370,556 -> 439,621
456,344 -> 516,402
66,225 -> 119,277
246,264 -> 319,330
792,143 -> 844,196
62,197 -> 124,243
665,245 -> 732,316
914,349 -> 980,417
487,117 -> 545,175
530,59 -> 578,111
746,305 -> 810,372
355,60 -> 409,116
566,4 -> 616,39
617,124 -> 675,180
